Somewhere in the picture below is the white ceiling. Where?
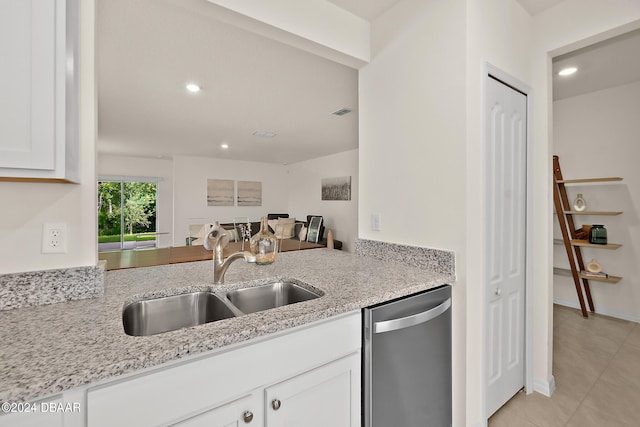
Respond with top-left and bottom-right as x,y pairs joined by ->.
515,0 -> 565,15
553,28 -> 640,101
98,0 -> 639,163
97,0 -> 359,164
326,0 -> 403,21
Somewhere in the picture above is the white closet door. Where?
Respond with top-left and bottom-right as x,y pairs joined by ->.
485,75 -> 527,416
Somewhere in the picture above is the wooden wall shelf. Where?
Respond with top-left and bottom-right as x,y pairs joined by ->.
553,155 -> 624,318
570,240 -> 622,250
553,267 -> 622,284
578,272 -> 622,284
564,211 -> 622,216
556,177 -> 623,184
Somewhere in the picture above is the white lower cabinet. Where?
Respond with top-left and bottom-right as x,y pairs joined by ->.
173,352 -> 360,427
85,312 -> 361,427
265,354 -> 360,427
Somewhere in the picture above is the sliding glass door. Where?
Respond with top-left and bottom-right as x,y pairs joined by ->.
98,179 -> 157,251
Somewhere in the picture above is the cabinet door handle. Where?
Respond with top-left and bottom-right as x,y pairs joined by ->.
272,399 -> 282,410
242,410 -> 253,423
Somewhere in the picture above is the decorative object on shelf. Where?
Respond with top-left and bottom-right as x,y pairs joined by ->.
207,179 -> 234,206
327,229 -> 334,249
250,216 -> 277,265
586,259 -> 602,273
203,222 -> 229,251
574,225 -> 590,240
244,219 -> 252,247
237,224 -> 245,250
306,216 -> 323,243
588,224 -> 608,244
321,176 -> 351,201
573,193 -> 587,211
298,226 -> 308,241
237,181 -> 262,206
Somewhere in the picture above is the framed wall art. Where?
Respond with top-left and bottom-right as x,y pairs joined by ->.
207,179 -> 234,206
237,180 -> 262,206
321,176 -> 351,201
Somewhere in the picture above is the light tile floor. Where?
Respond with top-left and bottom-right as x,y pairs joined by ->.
489,304 -> 640,427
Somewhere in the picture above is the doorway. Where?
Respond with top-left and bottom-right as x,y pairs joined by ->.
97,178 -> 158,251
484,69 -> 529,417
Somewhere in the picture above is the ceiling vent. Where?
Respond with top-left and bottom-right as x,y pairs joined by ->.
331,107 -> 352,116
253,131 -> 277,138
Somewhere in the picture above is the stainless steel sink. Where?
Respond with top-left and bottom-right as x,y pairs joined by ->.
225,281 -> 321,314
123,281 -> 322,336
123,292 -> 238,336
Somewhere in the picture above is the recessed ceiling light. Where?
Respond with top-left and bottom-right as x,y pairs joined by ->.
558,67 -> 578,76
186,83 -> 201,93
253,131 -> 277,138
220,143 -> 229,149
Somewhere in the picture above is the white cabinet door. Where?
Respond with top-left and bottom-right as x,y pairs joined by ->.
265,353 -> 360,427
0,0 -> 56,170
173,393 -> 262,427
0,0 -> 80,182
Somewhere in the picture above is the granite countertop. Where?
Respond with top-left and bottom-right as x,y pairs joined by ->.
0,248 -> 454,403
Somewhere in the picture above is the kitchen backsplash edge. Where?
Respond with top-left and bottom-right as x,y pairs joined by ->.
355,238 -> 455,277
0,261 -> 106,311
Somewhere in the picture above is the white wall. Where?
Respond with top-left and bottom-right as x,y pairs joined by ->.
286,149 -> 358,252
530,0 -> 640,410
97,152 -> 359,250
359,0 -> 467,424
553,81 -> 640,322
173,155 -> 289,246
97,154 -> 174,247
0,0 -> 96,275
465,0 -> 533,423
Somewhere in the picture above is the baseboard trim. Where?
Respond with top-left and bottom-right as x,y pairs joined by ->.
554,298 -> 640,323
534,375 -> 555,397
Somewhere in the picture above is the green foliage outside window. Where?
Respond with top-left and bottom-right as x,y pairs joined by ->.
98,181 -> 157,237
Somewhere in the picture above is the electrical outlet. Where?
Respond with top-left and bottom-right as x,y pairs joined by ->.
42,223 -> 67,254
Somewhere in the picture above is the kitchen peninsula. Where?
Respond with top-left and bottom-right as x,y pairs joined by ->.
0,241 -> 454,426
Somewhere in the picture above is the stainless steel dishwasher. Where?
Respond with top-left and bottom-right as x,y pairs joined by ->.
363,285 -> 452,427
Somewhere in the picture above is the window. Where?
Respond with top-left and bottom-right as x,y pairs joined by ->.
97,178 -> 158,251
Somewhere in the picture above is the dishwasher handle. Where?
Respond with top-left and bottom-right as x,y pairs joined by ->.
373,298 -> 451,334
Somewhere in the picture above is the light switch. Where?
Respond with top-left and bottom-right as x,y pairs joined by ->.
371,213 -> 381,231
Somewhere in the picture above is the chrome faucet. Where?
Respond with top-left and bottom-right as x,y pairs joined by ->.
204,222 -> 256,284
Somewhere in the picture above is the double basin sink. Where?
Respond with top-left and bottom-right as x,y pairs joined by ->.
122,281 -> 322,336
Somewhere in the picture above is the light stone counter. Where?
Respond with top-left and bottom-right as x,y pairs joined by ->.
0,247 -> 454,403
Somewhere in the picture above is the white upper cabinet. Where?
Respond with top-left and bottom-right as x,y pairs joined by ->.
0,0 -> 79,183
